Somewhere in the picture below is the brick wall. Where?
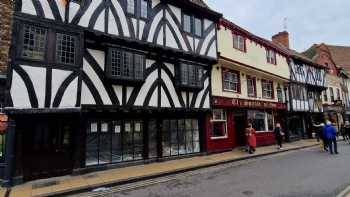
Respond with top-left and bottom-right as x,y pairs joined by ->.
0,0 -> 14,74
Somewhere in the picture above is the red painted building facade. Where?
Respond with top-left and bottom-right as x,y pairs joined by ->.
206,19 -> 290,152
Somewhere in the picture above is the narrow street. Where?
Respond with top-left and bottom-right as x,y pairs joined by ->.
77,141 -> 350,197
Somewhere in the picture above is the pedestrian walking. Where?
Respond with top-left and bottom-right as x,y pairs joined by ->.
245,123 -> 256,154
343,121 -> 350,143
318,123 -> 328,151
323,121 -> 338,154
274,123 -> 284,149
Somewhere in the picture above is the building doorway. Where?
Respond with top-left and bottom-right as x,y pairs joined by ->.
233,113 -> 247,147
20,115 -> 76,181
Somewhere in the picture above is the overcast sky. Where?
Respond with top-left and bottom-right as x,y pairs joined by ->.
206,0 -> 350,52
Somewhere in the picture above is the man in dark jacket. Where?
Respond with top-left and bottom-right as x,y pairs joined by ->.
323,121 -> 338,154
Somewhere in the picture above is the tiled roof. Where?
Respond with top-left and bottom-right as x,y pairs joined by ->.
326,45 -> 350,68
277,44 -> 324,68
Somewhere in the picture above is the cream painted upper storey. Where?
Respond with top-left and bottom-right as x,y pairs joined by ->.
218,27 -> 290,80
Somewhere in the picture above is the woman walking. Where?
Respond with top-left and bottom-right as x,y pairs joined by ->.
245,123 -> 256,154
274,123 -> 284,149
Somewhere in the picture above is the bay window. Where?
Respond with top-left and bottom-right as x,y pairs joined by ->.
223,70 -> 240,93
262,80 -> 273,99
211,109 -> 227,138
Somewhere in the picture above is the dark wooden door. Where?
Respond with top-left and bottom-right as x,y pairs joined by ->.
234,115 -> 247,147
22,117 -> 74,181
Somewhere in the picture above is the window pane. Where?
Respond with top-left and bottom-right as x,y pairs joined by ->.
111,121 -> 122,162
86,122 -> 99,166
163,120 -> 171,157
181,63 -> 188,86
22,25 -> 47,60
194,18 -> 202,36
178,120 -> 186,155
123,52 -> 133,78
111,49 -> 122,77
183,14 -> 191,33
99,122 -> 111,164
267,112 -> 274,131
134,54 -> 144,80
186,120 -> 193,154
123,121 -> 133,161
150,120 -> 159,158
56,33 -> 76,65
170,120 -> 178,156
248,110 -> 266,131
141,0 -> 148,18
133,121 -> 143,160
127,0 -> 135,14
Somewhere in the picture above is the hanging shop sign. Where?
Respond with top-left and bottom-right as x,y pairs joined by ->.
0,113 -> 8,132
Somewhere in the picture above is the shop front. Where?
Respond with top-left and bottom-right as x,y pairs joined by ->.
206,97 -> 287,153
81,110 -> 205,171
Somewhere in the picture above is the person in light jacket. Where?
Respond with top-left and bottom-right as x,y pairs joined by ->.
274,123 -> 284,149
245,123 -> 257,154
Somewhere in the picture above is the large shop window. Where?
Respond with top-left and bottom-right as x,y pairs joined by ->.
20,24 -> 79,65
107,48 -> 145,82
178,63 -> 204,89
262,80 -> 273,99
211,109 -> 227,138
248,110 -> 274,132
85,120 -> 143,166
162,119 -> 200,157
223,70 -> 240,93
247,76 -> 256,97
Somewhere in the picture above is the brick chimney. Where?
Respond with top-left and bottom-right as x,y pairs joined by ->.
272,31 -> 289,49
0,0 -> 14,74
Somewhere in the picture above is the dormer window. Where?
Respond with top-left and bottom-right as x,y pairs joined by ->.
266,49 -> 276,65
232,33 -> 245,52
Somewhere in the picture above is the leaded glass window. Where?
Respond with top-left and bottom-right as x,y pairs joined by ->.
56,33 -> 76,65
22,25 -> 47,60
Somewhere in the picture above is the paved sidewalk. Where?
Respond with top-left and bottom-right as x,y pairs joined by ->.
3,139 -> 318,197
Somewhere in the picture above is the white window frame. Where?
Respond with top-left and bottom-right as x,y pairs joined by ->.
223,70 -> 239,92
233,33 -> 245,51
211,109 -> 228,139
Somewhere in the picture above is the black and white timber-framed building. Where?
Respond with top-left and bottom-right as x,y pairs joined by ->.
5,0 -> 221,183
287,51 -> 327,139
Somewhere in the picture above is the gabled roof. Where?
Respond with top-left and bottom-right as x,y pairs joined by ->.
219,18 -> 289,57
189,0 -> 209,8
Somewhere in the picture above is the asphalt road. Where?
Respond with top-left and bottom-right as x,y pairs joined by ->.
78,141 -> 350,197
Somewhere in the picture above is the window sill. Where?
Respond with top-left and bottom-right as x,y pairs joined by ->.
233,47 -> 246,53
223,89 -> 239,93
210,136 -> 228,140
106,77 -> 145,86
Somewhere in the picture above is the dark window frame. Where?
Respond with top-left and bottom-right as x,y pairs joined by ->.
222,68 -> 241,93
261,79 -> 274,99
17,22 -> 80,67
181,13 -> 203,38
232,31 -> 246,52
266,48 -> 277,65
106,47 -> 146,84
176,61 -> 205,91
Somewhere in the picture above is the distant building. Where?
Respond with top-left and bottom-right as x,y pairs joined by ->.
303,44 -> 350,128
272,32 -> 327,139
